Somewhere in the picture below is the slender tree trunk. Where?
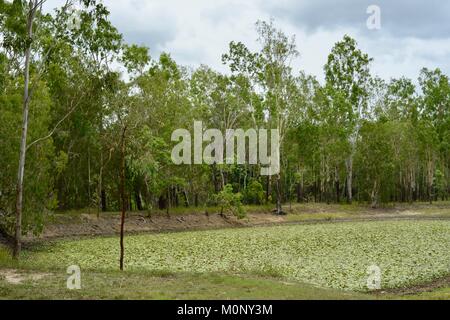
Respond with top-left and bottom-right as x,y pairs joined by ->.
135,191 -> 143,211
220,168 -> 226,190
97,150 -> 110,216
166,187 -> 171,218
183,189 -> 189,207
427,154 -> 434,205
314,175 -> 318,203
266,176 -> 272,203
87,146 -> 91,214
335,166 -> 340,203
14,2 -> 36,259
97,153 -> 103,217
275,173 -> 282,215
212,165 -> 220,193
371,180 -> 379,208
301,173 -> 304,202
97,171 -> 108,215
174,186 -> 179,207
346,157 -> 353,204
296,183 -> 302,203
194,193 -> 199,207
119,127 -> 127,271
101,190 -> 107,211
408,170 -> 414,204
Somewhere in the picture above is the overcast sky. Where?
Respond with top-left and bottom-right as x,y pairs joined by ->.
46,0 -> 450,83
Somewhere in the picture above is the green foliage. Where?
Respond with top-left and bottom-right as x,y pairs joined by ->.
434,169 -> 447,200
355,121 -> 396,205
0,79 -> 55,235
324,35 -> 373,123
121,44 -> 150,75
0,0 -> 449,241
214,184 -> 246,219
243,180 -> 265,205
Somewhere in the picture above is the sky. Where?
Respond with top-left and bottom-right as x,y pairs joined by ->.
45,0 -> 450,83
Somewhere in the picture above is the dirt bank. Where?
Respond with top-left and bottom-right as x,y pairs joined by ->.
23,203 -> 450,241
29,212 -> 285,241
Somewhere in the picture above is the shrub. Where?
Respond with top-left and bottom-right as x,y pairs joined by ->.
243,180 -> 265,205
214,184 -> 246,219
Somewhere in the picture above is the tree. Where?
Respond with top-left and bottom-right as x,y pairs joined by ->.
419,68 -> 450,202
223,20 -> 301,215
214,184 -> 246,219
13,0 -> 42,258
1,0 -> 116,258
256,20 -> 301,214
324,35 -> 373,204
106,78 -> 140,271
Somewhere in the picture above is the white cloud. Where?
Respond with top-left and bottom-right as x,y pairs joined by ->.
43,0 -> 450,82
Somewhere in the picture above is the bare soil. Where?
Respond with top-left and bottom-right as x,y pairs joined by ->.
28,212 -> 286,241
374,275 -> 450,297
24,203 -> 450,242
0,269 -> 51,285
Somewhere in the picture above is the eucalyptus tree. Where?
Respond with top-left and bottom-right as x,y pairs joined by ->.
324,35 -> 373,204
222,20 -> 301,214
384,78 -> 419,203
287,74 -> 324,202
0,0 -> 122,257
419,68 -> 450,202
222,41 -> 265,129
133,53 -> 192,213
355,120 -> 396,207
384,78 -> 418,121
0,0 -> 83,257
8,0 -> 49,258
190,66 -> 253,192
66,0 -> 122,215
257,21 -> 300,213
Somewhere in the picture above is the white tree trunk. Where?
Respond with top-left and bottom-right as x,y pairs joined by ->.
14,1 -> 36,259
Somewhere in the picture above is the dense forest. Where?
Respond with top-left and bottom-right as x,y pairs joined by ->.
1,1 -> 449,258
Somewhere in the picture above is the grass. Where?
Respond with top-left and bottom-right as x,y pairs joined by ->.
0,257 -> 447,300
0,245 -> 366,300
0,268 -> 372,300
400,287 -> 450,300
